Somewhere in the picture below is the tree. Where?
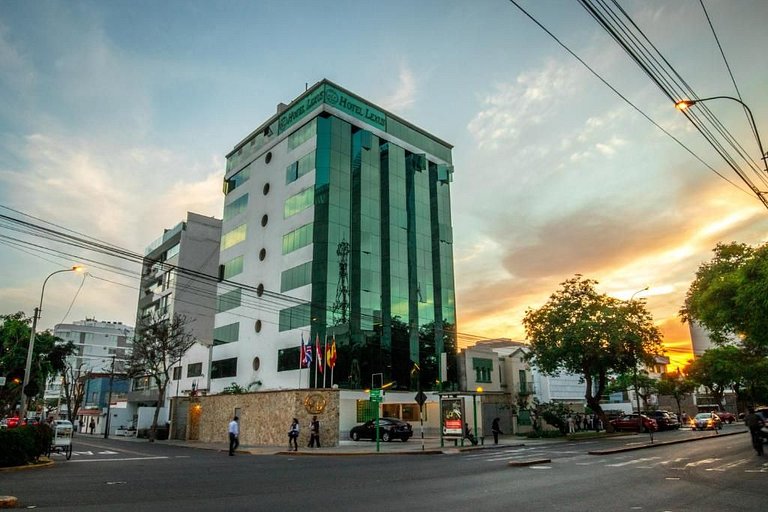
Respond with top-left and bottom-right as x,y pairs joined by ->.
0,312 -> 73,417
606,370 -> 658,410
655,371 -> 696,420
523,276 -> 663,432
127,313 -> 196,442
685,346 -> 743,410
60,362 -> 92,422
681,242 -> 768,353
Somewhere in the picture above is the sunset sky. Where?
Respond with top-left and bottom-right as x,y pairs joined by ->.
2,1 -> 767,371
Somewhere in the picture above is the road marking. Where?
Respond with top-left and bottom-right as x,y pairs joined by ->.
660,457 -> 688,465
529,466 -> 551,469
607,457 -> 660,467
684,458 -> 720,468
69,456 -> 169,463
706,459 -> 749,472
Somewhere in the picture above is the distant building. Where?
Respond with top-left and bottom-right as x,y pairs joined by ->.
47,318 -> 134,433
130,212 -> 222,434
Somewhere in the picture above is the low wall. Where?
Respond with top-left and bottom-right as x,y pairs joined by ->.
194,389 -> 339,447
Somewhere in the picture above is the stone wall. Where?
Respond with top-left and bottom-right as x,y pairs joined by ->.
194,389 -> 339,447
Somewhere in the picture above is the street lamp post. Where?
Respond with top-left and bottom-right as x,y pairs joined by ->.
675,96 -> 768,173
19,266 -> 83,421
628,287 -> 650,440
103,355 -> 116,439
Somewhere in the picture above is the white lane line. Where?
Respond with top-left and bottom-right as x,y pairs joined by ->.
706,459 -> 750,472
607,457 -> 660,467
529,466 -> 551,469
69,456 -> 170,463
684,458 -> 720,468
660,457 -> 688,465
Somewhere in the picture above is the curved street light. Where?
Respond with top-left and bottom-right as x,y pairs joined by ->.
19,265 -> 84,421
674,96 -> 768,174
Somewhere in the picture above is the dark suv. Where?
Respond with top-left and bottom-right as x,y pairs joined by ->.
646,411 -> 680,430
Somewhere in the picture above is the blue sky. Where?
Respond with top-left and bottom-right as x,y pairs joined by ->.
2,0 -> 767,368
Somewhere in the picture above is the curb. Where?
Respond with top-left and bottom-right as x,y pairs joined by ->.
0,458 -> 54,473
588,430 -> 747,455
275,449 -> 445,456
508,458 -> 551,467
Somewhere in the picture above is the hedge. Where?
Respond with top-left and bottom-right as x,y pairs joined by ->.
0,425 -> 52,467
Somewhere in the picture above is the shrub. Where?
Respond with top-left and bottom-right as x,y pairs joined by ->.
0,424 -> 51,467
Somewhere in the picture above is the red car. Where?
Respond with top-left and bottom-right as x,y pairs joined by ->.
610,414 -> 658,432
714,411 -> 736,424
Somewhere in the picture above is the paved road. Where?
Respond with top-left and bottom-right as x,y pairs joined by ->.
3,428 -> 763,511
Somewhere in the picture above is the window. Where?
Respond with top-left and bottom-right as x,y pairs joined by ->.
211,357 -> 237,379
287,119 -> 316,151
277,346 -> 300,371
285,151 -> 315,184
214,322 -> 240,345
282,223 -> 313,254
259,248 -> 266,261
402,404 -> 424,422
216,288 -> 242,313
278,303 -> 311,331
187,363 -> 203,378
221,224 -> 247,250
172,367 -> 182,380
284,187 -> 314,218
222,255 -> 244,279
281,261 -> 312,292
473,358 -> 493,383
223,194 -> 248,221
224,165 -> 251,195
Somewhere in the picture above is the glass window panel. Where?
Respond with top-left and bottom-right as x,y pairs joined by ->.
221,224 -> 247,250
223,193 -> 249,221
216,288 -> 242,313
282,223 -> 313,254
278,303 -> 311,331
224,165 -> 251,195
211,357 -> 237,379
213,322 -> 240,345
284,187 -> 314,218
222,255 -> 244,279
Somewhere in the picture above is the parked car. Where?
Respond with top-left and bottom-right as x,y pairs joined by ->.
3,417 -> 21,428
646,411 -> 680,430
692,412 -> 722,430
349,417 -> 413,442
609,414 -> 658,432
715,411 -> 736,424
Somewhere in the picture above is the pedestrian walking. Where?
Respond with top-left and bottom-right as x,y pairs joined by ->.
491,417 -> 502,444
744,407 -> 765,456
228,416 -> 240,456
567,415 -> 576,434
78,419 -> 84,434
89,419 -> 96,435
288,418 -> 299,451
308,415 -> 321,448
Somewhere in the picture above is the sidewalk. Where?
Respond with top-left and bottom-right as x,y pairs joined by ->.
107,427 -> 749,456
108,434 -> 540,456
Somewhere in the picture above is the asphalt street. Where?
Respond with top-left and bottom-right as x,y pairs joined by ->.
2,426 -> 764,511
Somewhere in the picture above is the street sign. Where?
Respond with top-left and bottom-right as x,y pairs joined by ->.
370,389 -> 382,402
0,376 -> 5,386
414,391 -> 427,406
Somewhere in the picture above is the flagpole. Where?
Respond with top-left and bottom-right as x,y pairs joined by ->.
330,335 -> 336,388
323,333 -> 328,388
313,334 -> 318,389
299,334 -> 303,390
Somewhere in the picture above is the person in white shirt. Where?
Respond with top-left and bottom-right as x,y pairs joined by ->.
228,416 -> 239,456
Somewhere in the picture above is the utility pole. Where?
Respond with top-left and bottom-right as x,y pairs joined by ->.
103,355 -> 116,439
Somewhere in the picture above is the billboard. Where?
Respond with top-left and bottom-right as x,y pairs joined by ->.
441,398 -> 464,438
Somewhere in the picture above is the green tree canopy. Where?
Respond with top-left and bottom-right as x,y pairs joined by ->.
681,241 -> 768,353
0,312 -> 73,417
523,276 -> 663,430
655,371 -> 696,419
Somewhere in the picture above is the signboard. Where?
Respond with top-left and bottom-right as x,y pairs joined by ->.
440,397 -> 464,438
414,391 -> 427,407
0,376 -> 5,386
369,389 -> 382,403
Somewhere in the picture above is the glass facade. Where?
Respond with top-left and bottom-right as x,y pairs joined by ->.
214,322 -> 239,345
222,255 -> 244,279
220,81 -> 456,392
216,288 -> 242,313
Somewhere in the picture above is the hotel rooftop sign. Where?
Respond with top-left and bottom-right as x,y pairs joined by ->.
277,83 -> 387,135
